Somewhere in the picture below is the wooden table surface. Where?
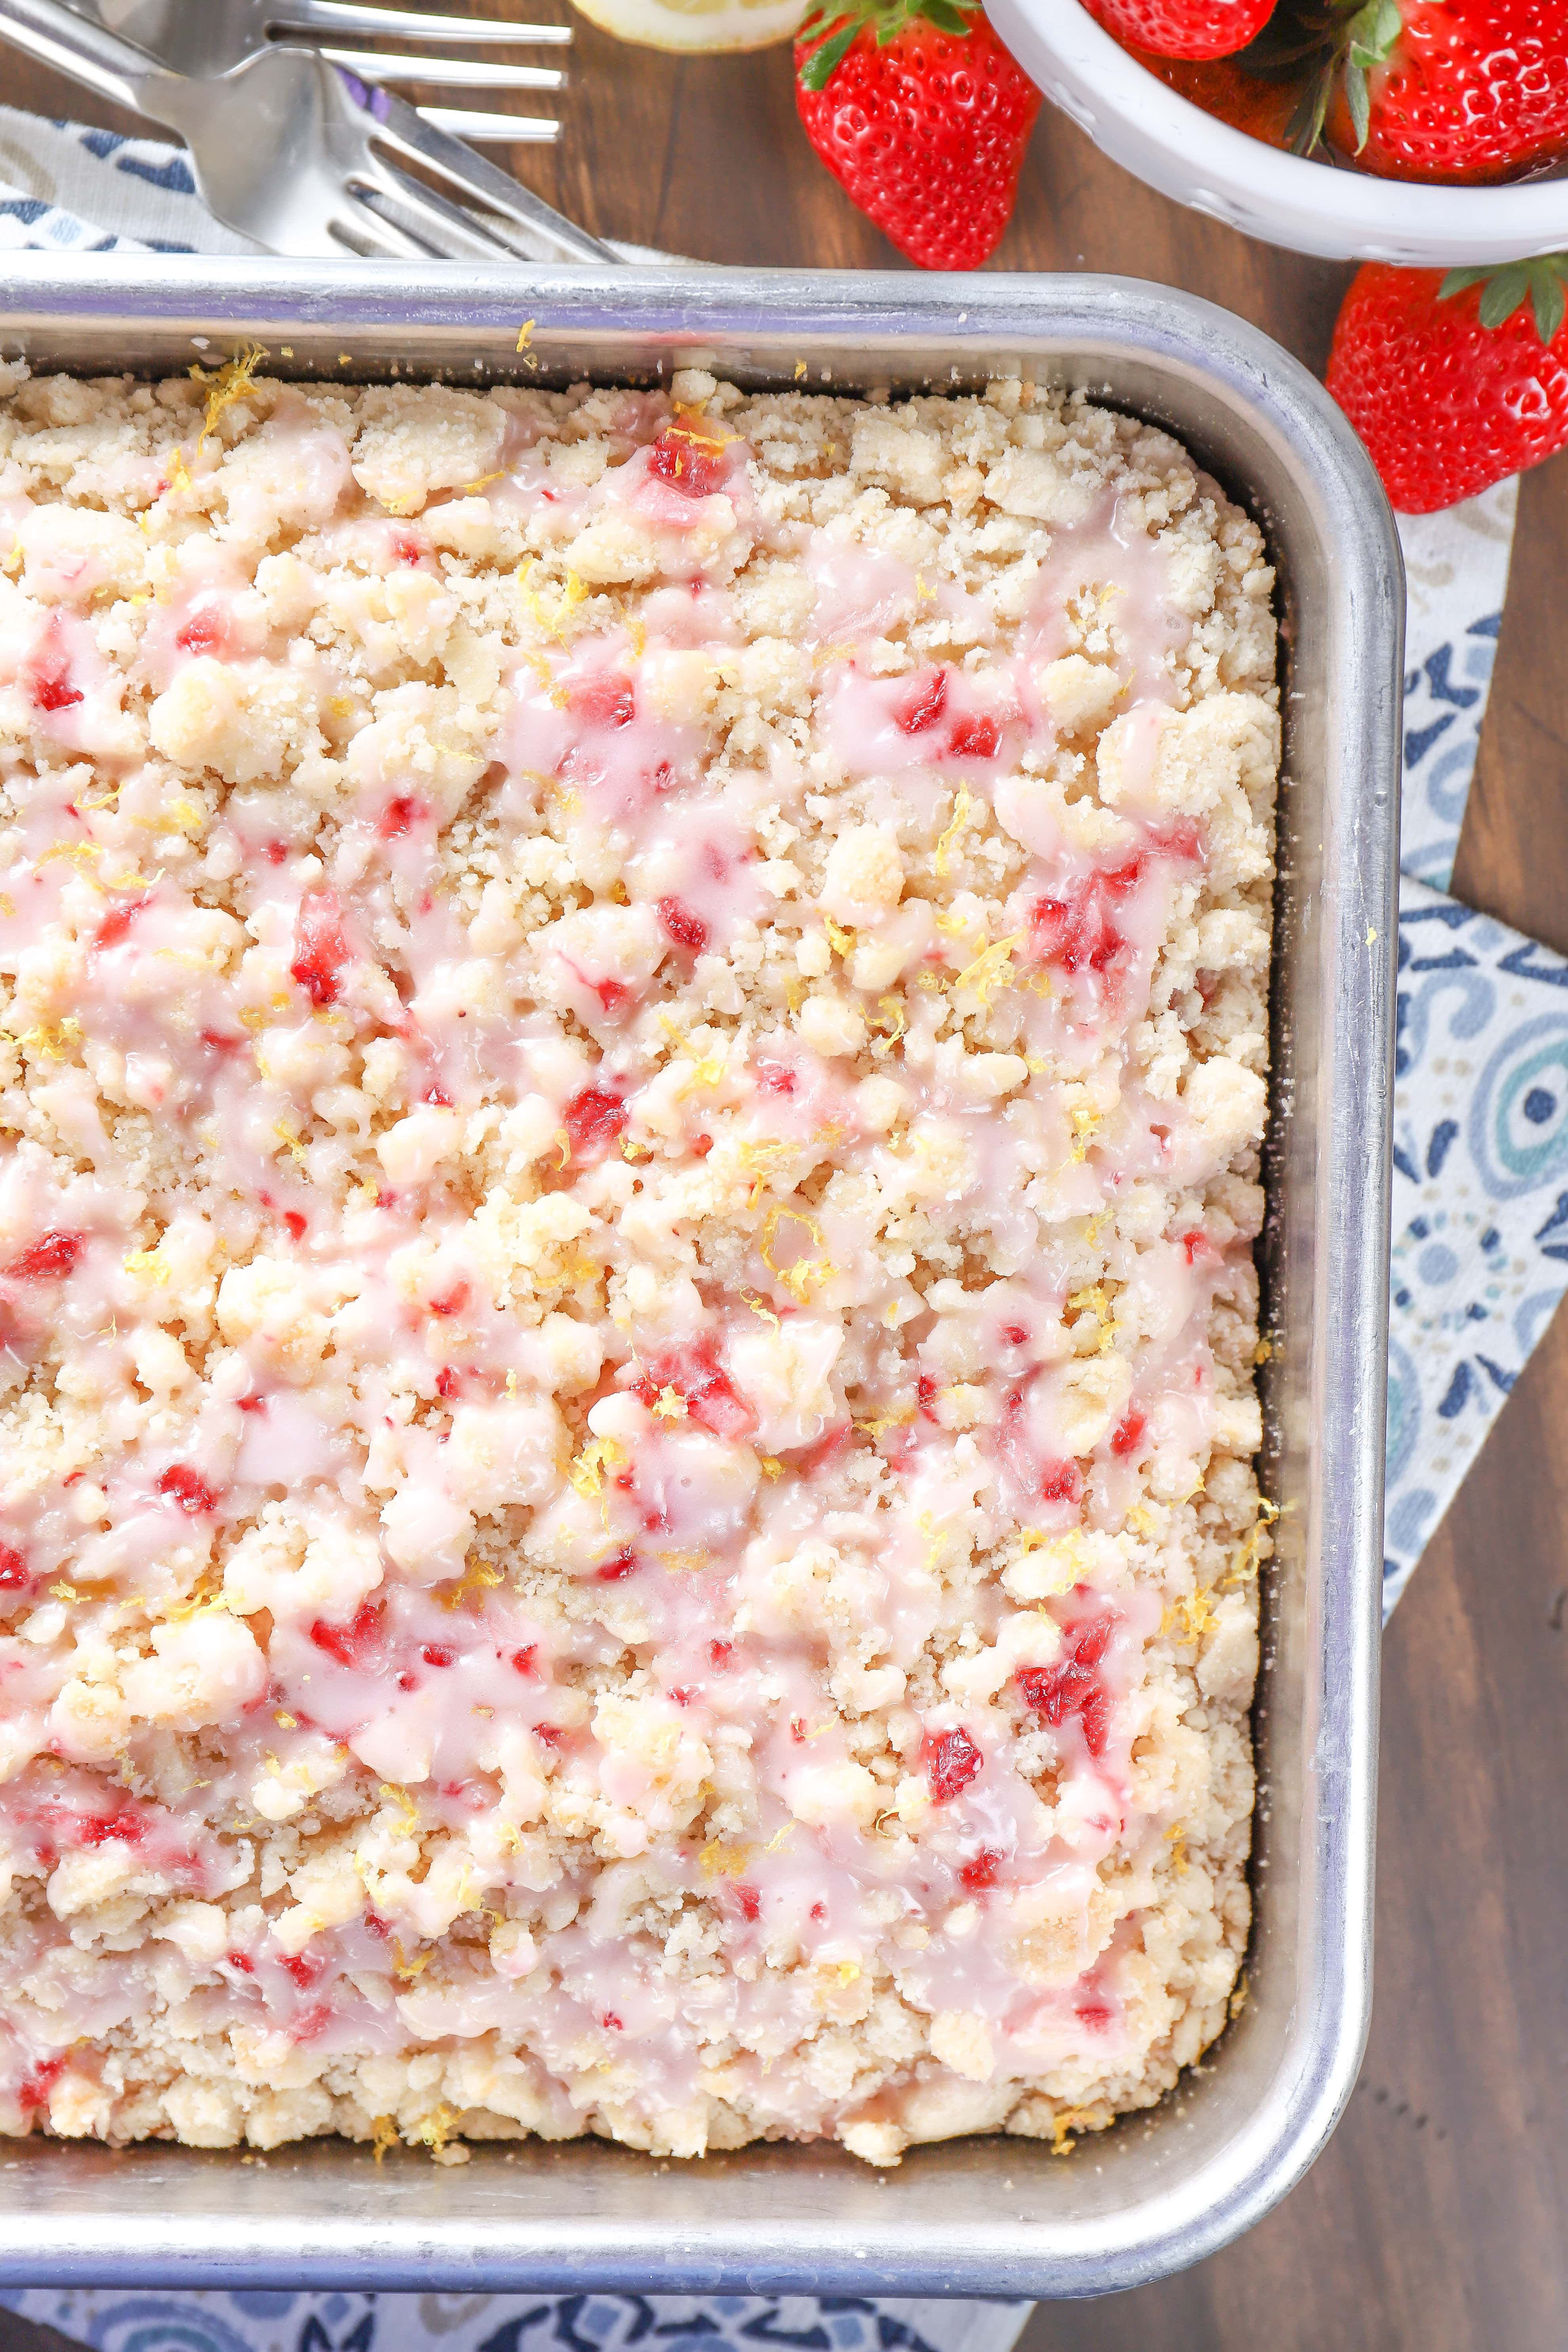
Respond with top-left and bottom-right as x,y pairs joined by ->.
2,18 -> 1566,2347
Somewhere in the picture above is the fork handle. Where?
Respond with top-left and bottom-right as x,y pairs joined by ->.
0,0 -> 157,111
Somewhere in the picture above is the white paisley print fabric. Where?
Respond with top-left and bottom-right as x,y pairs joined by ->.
0,2290 -> 1028,2352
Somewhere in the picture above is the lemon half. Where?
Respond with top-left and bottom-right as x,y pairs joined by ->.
570,0 -> 811,52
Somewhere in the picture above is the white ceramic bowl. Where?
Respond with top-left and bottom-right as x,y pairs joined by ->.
985,0 -> 1568,266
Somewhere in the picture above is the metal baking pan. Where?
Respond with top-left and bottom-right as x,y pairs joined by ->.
0,259 -> 1399,2299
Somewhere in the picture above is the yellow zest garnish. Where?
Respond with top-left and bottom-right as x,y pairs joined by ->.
380,1783 -> 421,1830
1051,2106 -> 1091,2157
759,1202 -> 833,1305
656,1548 -> 709,1573
823,916 -> 854,958
1068,1102 -> 1100,1163
764,1822 -> 795,1854
794,359 -> 808,381
1126,1503 -> 1157,1537
123,1248 -> 170,1285
273,1120 -> 307,1167
167,1566 -> 228,1624
916,573 -> 938,602
854,1405 -> 914,1439
506,1370 -> 519,1397
371,2115 -> 400,2164
410,2103 -> 458,2156
934,909 -> 971,937
1162,1585 -> 1217,1643
190,341 -> 268,451
36,840 -> 102,872
626,616 -> 647,660
14,1017 -> 84,1063
1164,1822 -> 1189,1874
953,931 -> 1022,1008
553,1128 -> 571,1170
933,785 -> 973,879
441,1558 -> 503,1609
870,996 -> 905,1052
1230,1972 -> 1248,2020
759,1455 -> 784,1480
274,1711 -> 298,1730
1066,1282 -> 1119,1353
569,1433 -> 628,1501
620,1135 -> 652,1164
48,1580 -> 79,1603
739,1286 -> 780,1328
651,1385 -> 686,1423
516,320 -> 535,351
0,894 -> 13,919
1254,1336 -> 1273,1363
699,1840 -> 753,1880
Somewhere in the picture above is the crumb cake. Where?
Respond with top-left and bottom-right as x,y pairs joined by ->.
0,357 -> 1278,2166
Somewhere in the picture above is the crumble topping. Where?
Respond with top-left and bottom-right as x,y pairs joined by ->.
0,359 -> 1276,2164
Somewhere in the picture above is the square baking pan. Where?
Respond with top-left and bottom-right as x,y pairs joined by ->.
0,258 -> 1400,2299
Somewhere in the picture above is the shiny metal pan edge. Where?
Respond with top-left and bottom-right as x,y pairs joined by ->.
0,260 -> 1400,2299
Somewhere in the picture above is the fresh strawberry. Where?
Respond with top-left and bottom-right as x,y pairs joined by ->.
1122,43 -> 1298,141
1327,256 -> 1568,513
1266,0 -> 1568,180
1084,0 -> 1275,64
794,0 -> 1042,271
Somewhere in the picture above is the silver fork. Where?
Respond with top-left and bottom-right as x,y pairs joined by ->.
0,0 -> 618,259
67,0 -> 572,140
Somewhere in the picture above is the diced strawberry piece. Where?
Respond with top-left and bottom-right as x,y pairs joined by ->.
1110,1411 -> 1146,1458
570,674 -> 636,728
290,891 -> 351,1007
1075,1991 -> 1113,2031
708,1639 -> 734,1667
0,1545 -> 29,1591
810,1902 -> 827,1923
948,712 -> 1000,760
601,2010 -> 624,2031
281,1953 -> 323,1990
265,840 -> 289,867
393,534 -> 423,565
1039,1460 -> 1083,1507
691,1133 -> 713,1157
1027,879 -> 1129,981
563,1085 -> 627,1160
1153,818 -> 1202,864
378,795 -> 424,840
960,1847 -> 1002,1892
658,897 -> 709,954
923,1724 -> 983,1803
428,1283 -> 469,1319
93,898 -> 144,950
4,1230 -> 84,1283
798,1420 -> 851,1476
646,1338 -> 757,1439
435,1366 -> 460,1400
756,1062 -> 796,1095
917,1373 -> 939,1422
175,606 -> 225,657
1017,1610 -> 1118,1755
595,1548 -> 639,1582
17,2056 -> 66,2113
896,667 -> 948,734
648,431 -> 725,497
736,1884 -> 761,1921
594,979 -> 632,1018
509,1645 -> 538,1677
157,1465 -> 217,1517
420,1643 -> 456,1668
1181,1229 -> 1206,1265
28,621 -> 82,713
309,1600 -> 385,1670
283,1210 -> 307,1242
226,1950 -> 255,1973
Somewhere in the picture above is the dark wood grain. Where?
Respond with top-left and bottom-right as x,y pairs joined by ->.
0,19 -> 1564,2343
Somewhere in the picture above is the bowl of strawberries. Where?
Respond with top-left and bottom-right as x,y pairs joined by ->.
981,0 -> 1568,263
